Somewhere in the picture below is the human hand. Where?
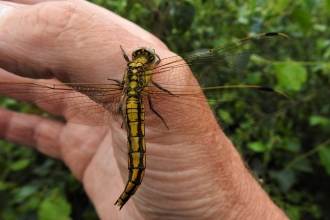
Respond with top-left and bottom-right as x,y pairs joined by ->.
0,0 -> 288,219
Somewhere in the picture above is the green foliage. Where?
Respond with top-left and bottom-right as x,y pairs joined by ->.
274,63 -> 307,91
247,141 -> 267,153
1,0 -> 329,219
0,140 -> 97,220
318,146 -> 330,175
38,188 -> 71,220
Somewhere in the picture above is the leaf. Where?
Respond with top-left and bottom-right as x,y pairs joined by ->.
292,8 -> 312,34
218,109 -> 234,124
309,115 -> 330,127
14,185 -> 38,202
292,159 -> 313,172
10,158 -> 32,171
286,205 -> 301,220
273,169 -> 296,192
318,146 -> 330,175
38,188 -> 72,220
274,63 -> 307,91
26,196 -> 42,210
247,141 -> 266,152
281,138 -> 301,153
327,0 -> 330,14
246,72 -> 261,84
324,47 -> 330,59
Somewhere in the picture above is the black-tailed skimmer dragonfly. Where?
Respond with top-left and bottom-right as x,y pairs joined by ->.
0,32 -> 292,209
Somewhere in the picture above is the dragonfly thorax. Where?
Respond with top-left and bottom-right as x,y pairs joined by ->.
128,62 -> 144,74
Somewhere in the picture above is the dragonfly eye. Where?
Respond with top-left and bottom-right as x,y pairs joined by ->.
148,54 -> 155,63
132,48 -> 156,64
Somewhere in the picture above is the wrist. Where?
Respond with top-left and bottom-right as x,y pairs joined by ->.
199,131 -> 288,219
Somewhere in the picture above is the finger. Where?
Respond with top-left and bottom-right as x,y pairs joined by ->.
0,1 -> 173,84
6,0 -> 168,49
0,108 -> 64,159
0,68 -> 121,125
0,1 -> 23,8
0,1 -> 174,125
0,107 -> 113,183
0,1 -> 121,82
0,68 -> 75,118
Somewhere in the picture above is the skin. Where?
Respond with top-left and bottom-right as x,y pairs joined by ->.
0,0 -> 289,219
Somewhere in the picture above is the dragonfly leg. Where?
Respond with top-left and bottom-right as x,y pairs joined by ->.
118,88 -> 128,129
118,101 -> 127,129
151,80 -> 178,97
120,46 -> 130,62
107,78 -> 122,85
153,51 -> 161,66
119,107 -> 127,129
148,95 -> 169,130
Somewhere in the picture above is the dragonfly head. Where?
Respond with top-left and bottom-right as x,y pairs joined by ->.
131,48 -> 156,65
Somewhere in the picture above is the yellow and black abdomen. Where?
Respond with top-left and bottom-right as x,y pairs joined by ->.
115,95 -> 146,209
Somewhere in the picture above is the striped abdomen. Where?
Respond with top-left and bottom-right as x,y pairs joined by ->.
115,96 -> 146,209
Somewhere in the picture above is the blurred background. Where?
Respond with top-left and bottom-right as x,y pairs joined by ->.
0,0 -> 329,219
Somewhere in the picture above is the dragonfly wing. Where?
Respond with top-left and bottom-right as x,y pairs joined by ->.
144,84 -> 292,134
144,33 -> 292,134
203,86 -> 292,131
188,33 -> 291,87
0,33 -> 291,131
151,32 -> 291,88
144,85 -> 220,134
0,81 -> 122,125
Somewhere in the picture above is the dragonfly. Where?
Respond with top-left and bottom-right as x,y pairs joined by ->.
0,32 -> 292,209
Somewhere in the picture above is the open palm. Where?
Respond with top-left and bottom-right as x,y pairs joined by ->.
0,0 -> 288,219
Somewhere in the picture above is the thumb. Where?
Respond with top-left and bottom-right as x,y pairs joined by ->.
0,1 -> 131,83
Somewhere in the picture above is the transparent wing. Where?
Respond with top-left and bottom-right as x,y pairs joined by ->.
144,84 -> 292,134
151,32 -> 290,87
0,81 -> 123,125
0,33 -> 292,134
143,32 -> 292,133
